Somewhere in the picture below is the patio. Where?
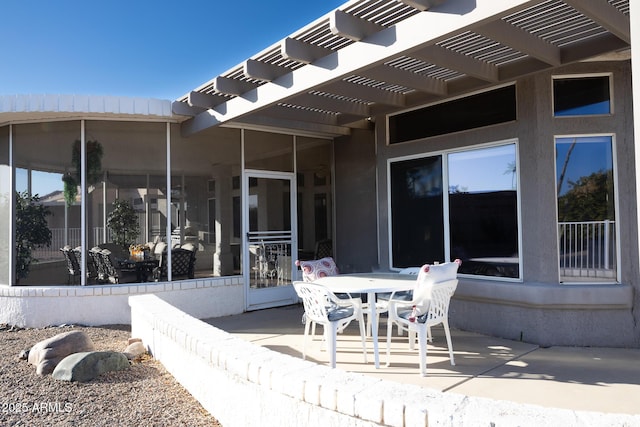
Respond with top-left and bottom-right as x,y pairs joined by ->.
204,304 -> 640,417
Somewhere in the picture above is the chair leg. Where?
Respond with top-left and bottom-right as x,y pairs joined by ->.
443,320 -> 456,366
408,330 -> 417,350
385,317 -> 393,367
302,316 -> 311,360
417,326 -> 428,376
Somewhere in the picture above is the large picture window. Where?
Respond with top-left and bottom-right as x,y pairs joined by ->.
555,135 -> 617,282
389,142 -> 520,279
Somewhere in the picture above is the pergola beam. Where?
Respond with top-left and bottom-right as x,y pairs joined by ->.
281,37 -> 333,64
323,80 -> 405,107
398,0 -> 448,11
262,105 -> 338,125
233,115 -> 351,137
475,20 -> 561,66
412,45 -> 499,82
359,64 -> 447,95
289,93 -> 370,116
187,91 -> 227,109
172,101 -> 205,117
330,10 -> 386,41
214,76 -> 260,97
564,0 -> 630,44
244,59 -> 290,82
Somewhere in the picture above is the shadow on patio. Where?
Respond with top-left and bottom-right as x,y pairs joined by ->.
204,304 -> 640,416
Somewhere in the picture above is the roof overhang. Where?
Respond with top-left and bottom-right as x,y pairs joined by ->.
0,95 -> 174,126
174,0 -> 630,138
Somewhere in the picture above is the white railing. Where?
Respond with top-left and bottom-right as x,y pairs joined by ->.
31,228 -> 82,262
558,220 -> 616,280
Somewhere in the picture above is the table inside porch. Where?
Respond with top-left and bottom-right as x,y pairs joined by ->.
119,255 -> 160,282
315,272 -> 416,368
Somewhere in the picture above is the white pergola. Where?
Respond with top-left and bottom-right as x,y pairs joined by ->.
173,0 -> 631,138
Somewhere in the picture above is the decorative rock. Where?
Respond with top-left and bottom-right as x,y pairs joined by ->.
27,330 -> 95,375
52,351 -> 130,382
127,337 -> 142,345
123,341 -> 147,360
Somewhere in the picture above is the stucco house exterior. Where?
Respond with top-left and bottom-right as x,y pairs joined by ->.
1,0 -> 638,348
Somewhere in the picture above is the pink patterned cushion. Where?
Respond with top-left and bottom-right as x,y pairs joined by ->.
296,257 -> 339,281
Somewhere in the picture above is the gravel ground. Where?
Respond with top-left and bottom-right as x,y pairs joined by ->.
0,324 -> 221,427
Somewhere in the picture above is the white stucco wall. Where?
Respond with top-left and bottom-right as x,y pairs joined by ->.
129,294 -> 638,427
0,276 -> 243,328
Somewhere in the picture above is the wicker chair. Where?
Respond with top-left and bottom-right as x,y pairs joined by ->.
153,248 -> 196,281
60,246 -> 81,285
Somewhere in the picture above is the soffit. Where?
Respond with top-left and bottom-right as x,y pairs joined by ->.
174,0 -> 631,138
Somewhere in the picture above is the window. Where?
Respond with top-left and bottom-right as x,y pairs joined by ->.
390,155 -> 444,267
448,144 -> 519,278
553,75 -> 611,117
555,136 -> 617,282
388,85 -> 516,144
389,142 -> 520,279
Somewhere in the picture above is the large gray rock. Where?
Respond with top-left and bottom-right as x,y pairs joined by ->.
52,351 -> 130,382
27,330 -> 95,375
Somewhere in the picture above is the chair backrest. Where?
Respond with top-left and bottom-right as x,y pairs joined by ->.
425,280 -> 458,325
154,241 -> 167,255
412,260 -> 461,315
84,248 -> 99,280
157,248 -> 195,279
314,239 -> 333,259
89,247 -> 107,281
172,248 -> 195,277
295,257 -> 339,282
180,242 -> 197,252
99,249 -> 120,282
60,246 -> 80,275
293,282 -> 333,324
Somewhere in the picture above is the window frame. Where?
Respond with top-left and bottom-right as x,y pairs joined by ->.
387,138 -> 522,282
386,83 -> 517,145
551,73 -> 613,118
553,133 -> 621,284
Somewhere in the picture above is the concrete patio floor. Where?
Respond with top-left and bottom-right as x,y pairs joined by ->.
204,304 -> 640,417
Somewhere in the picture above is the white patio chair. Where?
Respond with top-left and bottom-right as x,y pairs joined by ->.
385,260 -> 460,376
293,281 -> 367,368
295,257 -> 365,336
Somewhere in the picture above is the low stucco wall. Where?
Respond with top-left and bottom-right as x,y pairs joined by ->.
451,279 -> 638,347
128,294 -> 636,427
0,276 -> 243,328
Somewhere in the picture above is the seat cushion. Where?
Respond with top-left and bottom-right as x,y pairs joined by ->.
296,257 -> 339,281
327,306 -> 354,321
398,308 -> 428,324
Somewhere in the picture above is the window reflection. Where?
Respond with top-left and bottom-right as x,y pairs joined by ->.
448,144 -> 520,278
555,136 -> 617,282
390,156 -> 445,267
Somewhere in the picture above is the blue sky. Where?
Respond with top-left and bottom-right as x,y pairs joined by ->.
0,0 -> 344,100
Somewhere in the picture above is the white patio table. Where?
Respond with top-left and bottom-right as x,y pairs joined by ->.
315,272 -> 416,368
